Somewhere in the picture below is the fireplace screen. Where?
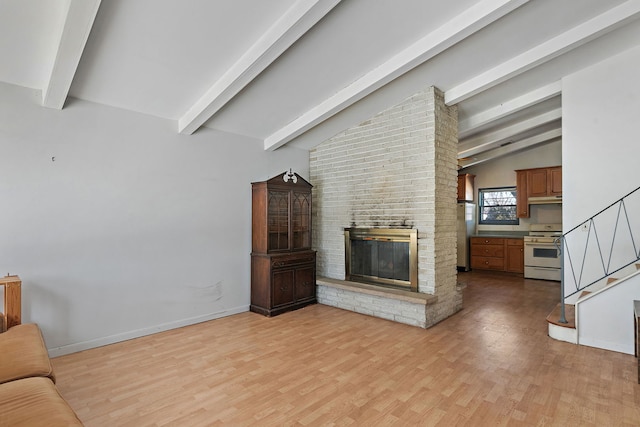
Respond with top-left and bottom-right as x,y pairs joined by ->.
344,228 -> 417,291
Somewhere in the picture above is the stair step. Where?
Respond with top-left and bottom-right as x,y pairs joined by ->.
606,277 -> 618,285
546,303 -> 575,329
579,290 -> 592,299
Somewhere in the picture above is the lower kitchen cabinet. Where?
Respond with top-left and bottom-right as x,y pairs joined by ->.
250,250 -> 316,316
505,238 -> 524,273
470,237 -> 524,274
471,237 -> 505,271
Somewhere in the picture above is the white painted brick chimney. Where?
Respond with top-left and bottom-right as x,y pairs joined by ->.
310,86 -> 461,328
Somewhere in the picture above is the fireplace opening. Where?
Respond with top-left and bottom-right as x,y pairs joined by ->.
344,228 -> 418,291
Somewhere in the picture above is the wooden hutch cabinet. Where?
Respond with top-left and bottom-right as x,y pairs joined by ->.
250,171 -> 316,316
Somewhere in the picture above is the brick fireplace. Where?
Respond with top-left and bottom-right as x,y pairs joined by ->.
310,86 -> 461,328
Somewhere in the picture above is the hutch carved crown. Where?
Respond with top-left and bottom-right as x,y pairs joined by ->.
250,170 -> 316,316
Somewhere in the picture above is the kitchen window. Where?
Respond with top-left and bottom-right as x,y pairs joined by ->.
478,187 -> 519,225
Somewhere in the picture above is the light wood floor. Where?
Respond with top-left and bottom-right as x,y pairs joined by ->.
51,271 -> 640,426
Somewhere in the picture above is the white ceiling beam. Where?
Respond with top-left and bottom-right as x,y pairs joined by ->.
458,81 -> 561,138
458,130 -> 561,168
178,0 -> 341,135
42,0 -> 101,109
446,0 -> 640,105
458,107 -> 561,157
263,0 -> 530,151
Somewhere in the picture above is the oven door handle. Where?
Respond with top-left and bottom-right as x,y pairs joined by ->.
524,242 -> 558,247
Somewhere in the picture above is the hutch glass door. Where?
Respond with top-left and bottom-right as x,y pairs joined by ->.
268,190 -> 289,251
292,191 -> 311,249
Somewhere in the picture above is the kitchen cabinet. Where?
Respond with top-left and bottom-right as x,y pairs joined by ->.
458,173 -> 475,202
515,166 -> 562,218
528,168 -> 549,197
516,170 -> 529,218
471,237 -> 506,271
527,166 -> 562,197
505,239 -> 524,273
251,171 -> 316,316
548,167 -> 562,195
470,237 -> 524,274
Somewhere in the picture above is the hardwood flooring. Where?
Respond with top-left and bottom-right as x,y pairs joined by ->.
51,271 -> 640,426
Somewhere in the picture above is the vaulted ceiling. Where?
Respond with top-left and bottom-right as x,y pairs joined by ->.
3,0 -> 640,167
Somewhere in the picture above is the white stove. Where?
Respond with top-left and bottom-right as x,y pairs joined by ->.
524,224 -> 562,281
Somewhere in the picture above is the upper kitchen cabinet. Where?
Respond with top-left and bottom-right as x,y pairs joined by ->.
516,170 -> 529,217
515,166 -> 562,218
528,166 -> 562,197
457,174 -> 475,202
548,167 -> 562,195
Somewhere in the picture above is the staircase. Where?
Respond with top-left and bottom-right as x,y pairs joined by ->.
548,263 -> 640,351
547,186 -> 640,354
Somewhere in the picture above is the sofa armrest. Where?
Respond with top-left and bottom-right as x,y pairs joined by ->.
0,323 -> 55,384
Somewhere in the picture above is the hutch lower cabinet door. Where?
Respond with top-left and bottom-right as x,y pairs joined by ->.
250,251 -> 316,316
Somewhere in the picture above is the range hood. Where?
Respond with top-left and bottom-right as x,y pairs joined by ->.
528,195 -> 562,205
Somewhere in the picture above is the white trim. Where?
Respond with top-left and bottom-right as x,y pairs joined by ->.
42,0 -> 102,109
47,305 -> 249,357
548,323 -> 577,344
458,108 -> 561,157
178,0 -> 341,135
578,337 -> 634,355
445,0 -> 640,105
458,81 -> 561,138
458,131 -> 561,168
264,0 -> 530,151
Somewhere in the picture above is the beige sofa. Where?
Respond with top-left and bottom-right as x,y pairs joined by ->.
0,323 -> 82,426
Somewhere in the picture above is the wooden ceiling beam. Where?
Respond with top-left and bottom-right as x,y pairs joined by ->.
42,0 -> 101,109
178,0 -> 341,135
458,129 -> 561,168
263,0 -> 530,151
445,0 -> 640,105
458,108 -> 561,158
458,81 -> 561,138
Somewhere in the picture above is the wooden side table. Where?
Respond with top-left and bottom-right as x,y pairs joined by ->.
0,275 -> 21,331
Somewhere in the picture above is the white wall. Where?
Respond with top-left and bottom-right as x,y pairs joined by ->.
0,83 -> 309,356
577,273 -> 640,355
563,44 -> 640,229
563,44 -> 640,287
562,44 -> 640,354
462,141 -> 563,231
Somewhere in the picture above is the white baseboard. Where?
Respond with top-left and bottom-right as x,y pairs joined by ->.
578,336 -> 635,355
548,323 -> 577,344
47,305 -> 249,358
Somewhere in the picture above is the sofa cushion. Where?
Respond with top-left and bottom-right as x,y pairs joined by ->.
0,323 -> 55,384
0,377 -> 83,426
